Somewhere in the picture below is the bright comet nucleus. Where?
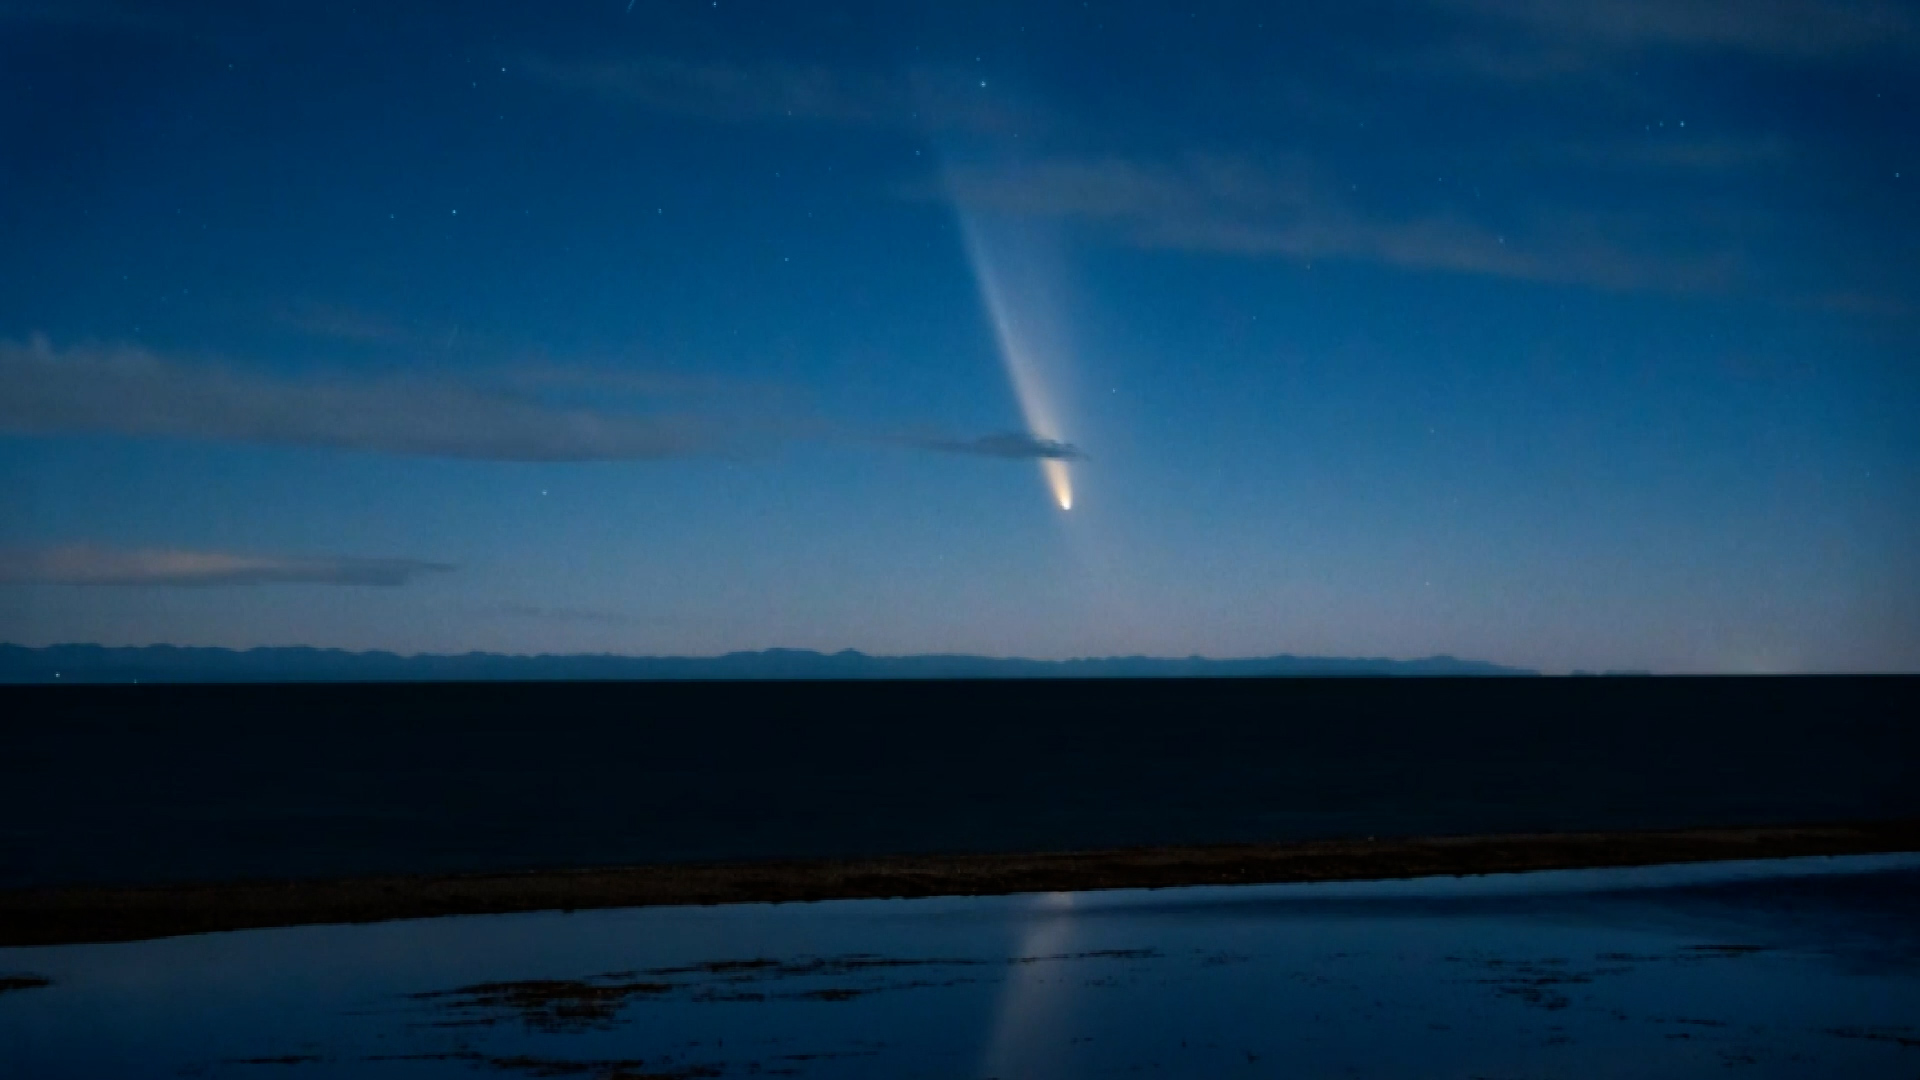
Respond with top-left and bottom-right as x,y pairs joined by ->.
1045,460 -> 1072,510
958,215 -> 1076,512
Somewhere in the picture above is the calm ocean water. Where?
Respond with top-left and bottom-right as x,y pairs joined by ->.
3,678 -> 1916,888
4,855 -> 1918,1078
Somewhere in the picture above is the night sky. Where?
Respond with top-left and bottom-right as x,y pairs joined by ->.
2,0 -> 1915,672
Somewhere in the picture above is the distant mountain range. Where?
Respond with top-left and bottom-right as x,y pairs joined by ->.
0,644 -> 1538,683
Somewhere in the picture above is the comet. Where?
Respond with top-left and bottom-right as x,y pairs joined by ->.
958,216 -> 1075,511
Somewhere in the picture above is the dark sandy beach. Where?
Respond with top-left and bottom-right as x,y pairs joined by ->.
5,820 -> 1916,948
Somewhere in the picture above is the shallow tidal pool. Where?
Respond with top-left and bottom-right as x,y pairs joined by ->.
4,854 -> 1919,1078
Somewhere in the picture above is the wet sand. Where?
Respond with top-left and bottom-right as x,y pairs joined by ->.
11,851 -> 1918,1078
4,819 -> 1915,948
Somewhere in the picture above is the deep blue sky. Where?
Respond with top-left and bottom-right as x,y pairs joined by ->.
2,0 -> 1915,671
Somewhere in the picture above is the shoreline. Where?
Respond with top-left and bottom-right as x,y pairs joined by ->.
4,820 -> 1917,948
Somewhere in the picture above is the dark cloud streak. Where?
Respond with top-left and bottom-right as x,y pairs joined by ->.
906,431 -> 1087,461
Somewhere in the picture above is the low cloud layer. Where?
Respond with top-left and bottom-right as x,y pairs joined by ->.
0,337 -> 1085,464
1,545 -> 453,587
0,337 -> 716,461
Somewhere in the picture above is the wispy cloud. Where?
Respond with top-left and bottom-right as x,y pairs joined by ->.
938,154 -> 1735,292
0,337 -> 1080,464
1393,0 -> 1914,100
518,55 -> 1037,135
904,431 -> 1087,461
0,337 -> 729,461
0,545 -> 452,587
1430,0 -> 1916,62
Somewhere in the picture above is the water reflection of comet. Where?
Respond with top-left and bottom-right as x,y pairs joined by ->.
979,891 -> 1080,1077
960,218 -> 1075,511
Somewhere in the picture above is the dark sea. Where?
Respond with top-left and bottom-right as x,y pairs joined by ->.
2,677 -> 1914,888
